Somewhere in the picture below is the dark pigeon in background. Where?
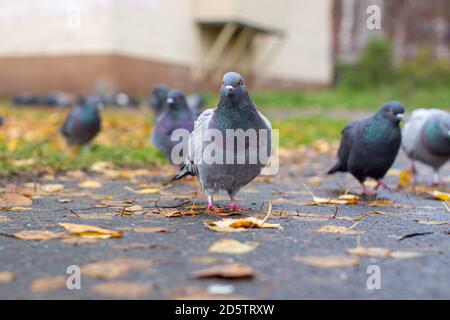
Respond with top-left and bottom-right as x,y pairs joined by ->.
328,101 -> 405,195
39,91 -> 73,107
13,92 -> 39,106
173,72 -> 272,212
151,89 -> 195,164
60,101 -> 102,147
402,108 -> 450,185
149,84 -> 169,116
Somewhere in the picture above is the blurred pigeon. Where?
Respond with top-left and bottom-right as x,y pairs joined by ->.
173,72 -> 272,212
151,89 -> 195,164
13,92 -> 39,106
328,101 -> 405,195
149,84 -> 169,116
39,91 -> 73,107
60,102 -> 102,147
0,116 -> 4,126
402,108 -> 450,185
186,93 -> 205,117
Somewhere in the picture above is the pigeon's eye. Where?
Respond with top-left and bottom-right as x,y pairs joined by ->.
237,81 -> 242,87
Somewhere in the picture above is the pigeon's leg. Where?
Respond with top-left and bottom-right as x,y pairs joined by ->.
410,161 -> 418,183
432,169 -> 446,186
207,195 -> 221,212
225,197 -> 252,212
375,180 -> 391,191
361,184 -> 375,197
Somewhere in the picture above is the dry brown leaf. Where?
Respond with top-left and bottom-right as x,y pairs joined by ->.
82,257 -> 153,280
30,275 -> 66,292
78,180 -> 102,189
59,223 -> 122,239
132,227 -> 171,233
293,255 -> 360,268
314,222 -> 363,235
191,263 -> 255,279
0,271 -> 16,283
347,247 -> 392,258
369,199 -> 394,207
41,184 -> 64,193
92,282 -> 152,299
9,230 -> 63,241
208,239 -> 258,254
0,193 -> 32,207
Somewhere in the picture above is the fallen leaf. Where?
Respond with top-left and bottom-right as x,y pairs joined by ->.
0,216 -> 12,222
304,185 -> 359,205
82,257 -> 153,280
390,251 -> 423,259
124,186 -> 160,195
369,199 -> 394,207
78,181 -> 102,189
0,271 -> 15,283
30,275 -> 66,292
0,206 -> 31,212
0,193 -> 32,207
7,230 -> 63,241
399,169 -> 413,187
59,223 -> 122,239
314,222 -> 363,235
431,190 -> 450,201
208,239 -> 258,254
56,198 -> 73,203
416,220 -> 449,226
92,282 -> 152,299
293,255 -> 360,268
132,227 -> 170,233
347,247 -> 392,258
164,210 -> 183,218
191,264 -> 255,279
41,184 -> 64,193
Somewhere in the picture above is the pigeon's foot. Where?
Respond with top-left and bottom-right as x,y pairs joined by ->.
361,185 -> 376,197
207,204 -> 222,212
409,163 -> 418,183
226,198 -> 252,212
375,180 -> 391,191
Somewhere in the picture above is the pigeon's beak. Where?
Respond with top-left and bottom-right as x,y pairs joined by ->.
225,85 -> 234,97
396,113 -> 404,121
167,98 -> 174,105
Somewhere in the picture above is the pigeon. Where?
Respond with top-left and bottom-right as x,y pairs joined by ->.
149,84 -> 169,116
402,108 -> 450,185
151,89 -> 195,164
328,101 -> 405,195
60,101 -> 102,147
173,72 -> 272,212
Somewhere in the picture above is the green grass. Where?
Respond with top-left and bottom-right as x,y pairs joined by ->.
205,86 -> 450,110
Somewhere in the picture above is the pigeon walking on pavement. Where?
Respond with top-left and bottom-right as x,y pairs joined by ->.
173,72 -> 272,212
151,89 -> 195,164
402,108 -> 450,185
328,101 -> 405,195
60,101 -> 102,148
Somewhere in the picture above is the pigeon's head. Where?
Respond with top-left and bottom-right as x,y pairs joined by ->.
380,101 -> 405,124
220,72 -> 248,101
150,84 -> 169,107
166,89 -> 188,112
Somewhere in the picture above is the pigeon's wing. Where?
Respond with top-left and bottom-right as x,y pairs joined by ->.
185,108 -> 215,174
60,108 -> 78,138
336,121 -> 358,170
258,111 -> 272,130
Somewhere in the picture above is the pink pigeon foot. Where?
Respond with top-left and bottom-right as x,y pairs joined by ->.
375,180 -> 391,191
225,198 -> 252,212
361,185 -> 375,197
207,204 -> 222,212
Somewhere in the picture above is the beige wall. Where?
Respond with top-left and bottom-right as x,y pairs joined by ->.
0,0 -> 333,92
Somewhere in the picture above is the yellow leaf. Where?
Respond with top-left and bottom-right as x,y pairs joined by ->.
399,169 -> 413,187
431,190 -> 450,201
208,239 -> 258,254
30,275 -> 66,292
293,255 -> 360,268
416,220 -> 449,226
369,199 -> 394,207
41,184 -> 65,193
124,186 -> 160,194
58,223 -> 122,239
78,181 -> 103,189
0,206 -> 31,212
304,184 -> 359,205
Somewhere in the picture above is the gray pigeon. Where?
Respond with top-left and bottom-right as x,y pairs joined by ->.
149,84 -> 169,116
173,72 -> 272,212
60,102 -> 102,147
186,93 -> 205,118
151,89 -> 195,164
402,108 -> 450,185
328,101 -> 405,195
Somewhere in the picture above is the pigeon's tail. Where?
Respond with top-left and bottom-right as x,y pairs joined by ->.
171,165 -> 196,182
328,161 -> 346,175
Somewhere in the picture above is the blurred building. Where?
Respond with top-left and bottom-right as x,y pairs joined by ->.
0,0 -> 333,96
